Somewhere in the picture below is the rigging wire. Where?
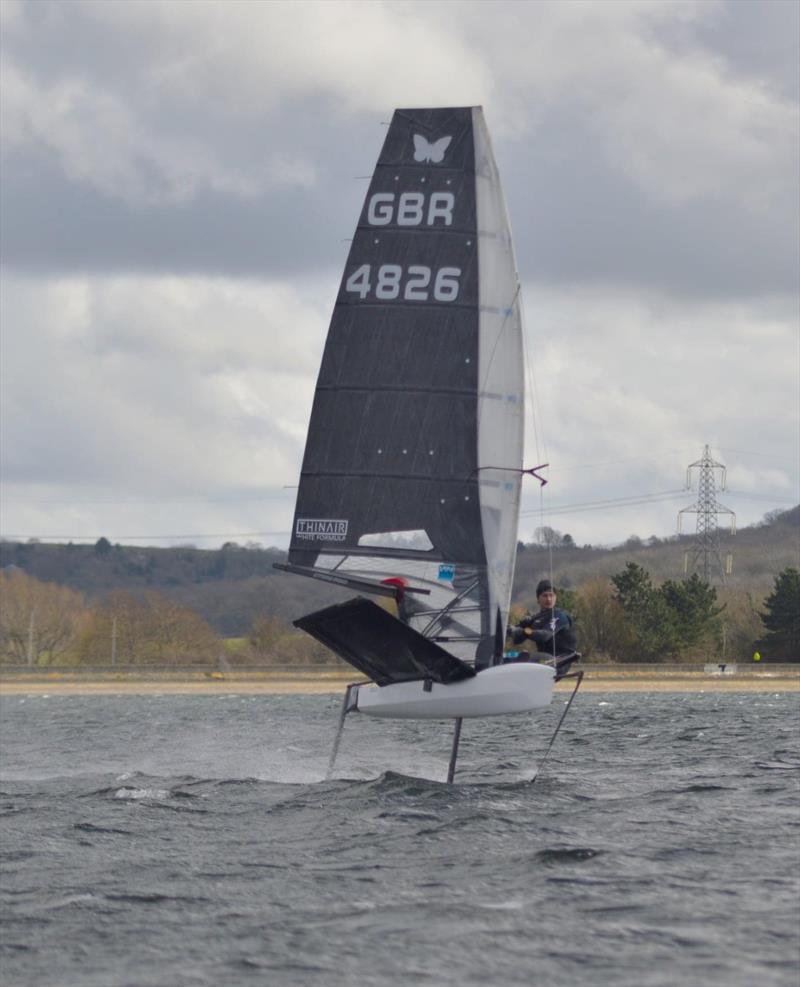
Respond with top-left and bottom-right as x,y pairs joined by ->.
541,481 -> 557,660
519,289 -> 547,469
518,286 -> 557,622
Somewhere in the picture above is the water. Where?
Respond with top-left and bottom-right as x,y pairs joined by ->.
1,691 -> 798,987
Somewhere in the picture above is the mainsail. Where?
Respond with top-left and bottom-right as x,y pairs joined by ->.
281,107 -> 524,671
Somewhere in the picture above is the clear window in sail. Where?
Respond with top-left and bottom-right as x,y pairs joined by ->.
358,530 -> 434,551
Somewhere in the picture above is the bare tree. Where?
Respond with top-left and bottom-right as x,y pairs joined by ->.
79,590 -> 219,664
143,592 -> 219,663
573,578 -> 632,659
534,526 -> 563,548
0,570 -> 86,664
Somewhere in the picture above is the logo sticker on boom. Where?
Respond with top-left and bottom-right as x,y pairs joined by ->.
438,563 -> 455,583
295,519 -> 349,542
413,134 -> 452,164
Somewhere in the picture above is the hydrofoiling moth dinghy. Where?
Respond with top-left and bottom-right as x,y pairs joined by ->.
275,107 -> 582,782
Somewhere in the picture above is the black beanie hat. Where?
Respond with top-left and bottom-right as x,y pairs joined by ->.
536,579 -> 554,597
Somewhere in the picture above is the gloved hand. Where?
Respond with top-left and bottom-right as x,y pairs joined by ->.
509,626 -> 530,645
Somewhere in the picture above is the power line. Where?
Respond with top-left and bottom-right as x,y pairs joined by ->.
0,531 -> 291,543
520,489 -> 685,518
0,491 -> 295,506
716,448 -> 798,464
722,492 -> 796,503
544,452 -> 686,473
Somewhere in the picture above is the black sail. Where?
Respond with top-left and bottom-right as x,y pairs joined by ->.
286,108 -> 524,670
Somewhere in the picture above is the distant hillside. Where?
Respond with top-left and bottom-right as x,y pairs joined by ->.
0,540 -> 350,636
512,505 -> 800,609
2,507 -> 796,635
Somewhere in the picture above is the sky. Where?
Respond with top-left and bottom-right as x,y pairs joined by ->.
1,0 -> 798,551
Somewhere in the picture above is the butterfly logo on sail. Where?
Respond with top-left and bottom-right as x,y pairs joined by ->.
413,134 -> 452,164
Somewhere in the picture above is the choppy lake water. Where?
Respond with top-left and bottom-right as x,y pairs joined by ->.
1,691 -> 798,987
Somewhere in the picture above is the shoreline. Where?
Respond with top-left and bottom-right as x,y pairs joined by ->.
1,671 -> 798,696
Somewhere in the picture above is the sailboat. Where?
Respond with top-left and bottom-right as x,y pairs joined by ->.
275,107 -> 581,780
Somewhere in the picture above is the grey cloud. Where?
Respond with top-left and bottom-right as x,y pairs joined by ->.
1,0 -> 796,548
3,102 -> 796,300
0,152 -> 352,277
692,0 -> 800,101
505,117 -> 798,299
1,1 -> 796,303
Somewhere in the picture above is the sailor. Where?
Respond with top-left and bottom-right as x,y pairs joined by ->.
509,579 -> 576,657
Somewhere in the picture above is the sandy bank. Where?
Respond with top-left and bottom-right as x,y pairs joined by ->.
1,673 -> 797,696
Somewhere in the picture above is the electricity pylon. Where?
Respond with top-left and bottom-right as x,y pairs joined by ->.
677,445 -> 736,583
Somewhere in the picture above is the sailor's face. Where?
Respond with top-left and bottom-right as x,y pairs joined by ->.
538,590 -> 556,609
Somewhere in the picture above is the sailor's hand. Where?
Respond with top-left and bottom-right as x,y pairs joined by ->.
511,624 -> 536,643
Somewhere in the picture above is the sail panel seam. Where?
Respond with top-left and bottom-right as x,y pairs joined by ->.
315,385 -> 474,396
300,471 -> 479,482
334,301 -> 475,313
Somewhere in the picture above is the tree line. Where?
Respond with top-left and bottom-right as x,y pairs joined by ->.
1,565 -> 796,667
0,570 -> 340,667
516,563 -> 797,663
1,507 -> 796,636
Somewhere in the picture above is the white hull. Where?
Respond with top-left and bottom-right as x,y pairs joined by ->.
354,663 -> 554,719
